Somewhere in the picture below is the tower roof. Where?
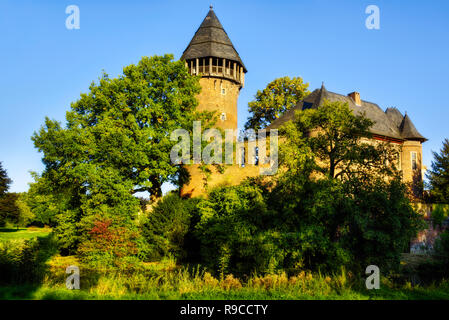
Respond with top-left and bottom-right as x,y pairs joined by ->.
181,7 -> 247,72
268,85 -> 427,142
400,113 -> 427,141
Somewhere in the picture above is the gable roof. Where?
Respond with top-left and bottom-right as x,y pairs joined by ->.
268,84 -> 427,142
181,7 -> 247,72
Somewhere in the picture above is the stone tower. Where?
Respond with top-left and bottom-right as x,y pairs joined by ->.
180,7 -> 248,197
181,6 -> 247,131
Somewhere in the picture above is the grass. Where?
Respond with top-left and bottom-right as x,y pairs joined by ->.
1,227 -> 448,300
1,264 -> 448,300
0,227 -> 51,241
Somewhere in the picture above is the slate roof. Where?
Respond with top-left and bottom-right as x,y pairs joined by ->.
181,7 -> 247,72
267,84 -> 427,142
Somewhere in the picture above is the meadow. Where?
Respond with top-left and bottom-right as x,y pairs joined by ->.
0,227 -> 448,300
0,227 -> 51,241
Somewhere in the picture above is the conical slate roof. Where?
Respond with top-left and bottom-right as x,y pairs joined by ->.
181,7 -> 247,72
268,85 -> 427,142
400,114 -> 426,141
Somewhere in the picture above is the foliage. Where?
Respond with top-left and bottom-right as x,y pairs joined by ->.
31,54 -> 208,253
192,180 -> 279,277
15,193 -> 35,227
25,172 -> 62,226
0,193 -> 20,227
0,162 -> 12,197
141,192 -> 197,261
273,100 -> 424,273
434,230 -> 449,264
2,256 -> 449,299
0,235 -> 57,285
427,138 -> 449,203
244,76 -> 309,130
77,215 -> 140,269
281,99 -> 397,180
191,100 -> 424,276
431,204 -> 449,228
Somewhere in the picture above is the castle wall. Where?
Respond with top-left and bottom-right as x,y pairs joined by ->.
196,77 -> 241,131
401,140 -> 424,183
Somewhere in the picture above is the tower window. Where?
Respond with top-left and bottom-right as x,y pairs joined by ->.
255,147 -> 259,165
221,87 -> 226,95
220,112 -> 227,121
240,147 -> 245,167
411,152 -> 417,170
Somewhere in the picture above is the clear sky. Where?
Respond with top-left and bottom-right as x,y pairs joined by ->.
1,0 -> 448,193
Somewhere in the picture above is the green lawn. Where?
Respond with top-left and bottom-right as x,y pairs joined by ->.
0,227 -> 51,241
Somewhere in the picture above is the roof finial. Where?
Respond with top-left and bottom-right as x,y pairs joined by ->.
210,4 -> 213,10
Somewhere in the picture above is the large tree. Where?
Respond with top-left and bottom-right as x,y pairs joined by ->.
279,99 -> 397,181
33,55 -> 205,203
272,100 -> 423,272
32,54 -> 210,252
427,138 -> 449,203
244,76 -> 309,130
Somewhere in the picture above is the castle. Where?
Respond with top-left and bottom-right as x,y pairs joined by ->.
180,7 -> 427,197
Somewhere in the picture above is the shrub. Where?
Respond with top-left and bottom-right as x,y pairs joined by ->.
431,204 -> 449,228
77,215 -> 140,270
0,235 -> 57,284
193,181 -> 285,277
141,192 -> 197,262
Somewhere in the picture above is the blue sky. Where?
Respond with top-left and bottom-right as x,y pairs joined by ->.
1,0 -> 448,193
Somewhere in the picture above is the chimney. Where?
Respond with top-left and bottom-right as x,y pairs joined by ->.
348,92 -> 361,106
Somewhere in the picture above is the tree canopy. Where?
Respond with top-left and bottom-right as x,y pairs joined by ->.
244,76 -> 309,130
427,138 -> 449,203
31,54 -> 209,253
279,99 -> 397,181
191,100 -> 424,276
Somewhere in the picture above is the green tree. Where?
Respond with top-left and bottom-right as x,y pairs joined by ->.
244,76 -> 309,130
25,172 -> 67,226
32,54 -> 209,253
0,162 -> 12,197
15,193 -> 35,227
427,138 -> 449,203
141,192 -> 197,261
0,193 -> 20,227
274,100 -> 424,272
280,99 -> 396,180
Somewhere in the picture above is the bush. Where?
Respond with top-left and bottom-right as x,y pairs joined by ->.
0,236 -> 57,284
193,181 -> 286,277
141,193 -> 196,262
431,204 -> 449,228
77,215 -> 140,270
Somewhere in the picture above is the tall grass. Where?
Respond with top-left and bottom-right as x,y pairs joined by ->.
1,238 -> 449,300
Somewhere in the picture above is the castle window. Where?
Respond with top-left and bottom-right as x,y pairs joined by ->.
221,87 -> 226,95
220,112 -> 226,121
255,147 -> 259,165
411,152 -> 417,170
240,147 -> 245,167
